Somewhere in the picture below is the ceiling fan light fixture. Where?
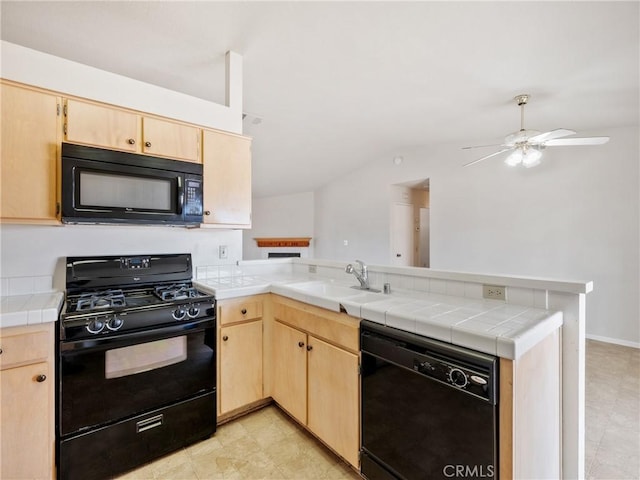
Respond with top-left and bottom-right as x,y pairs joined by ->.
522,148 -> 543,168
505,149 -> 523,166
505,146 -> 543,168
462,93 -> 610,168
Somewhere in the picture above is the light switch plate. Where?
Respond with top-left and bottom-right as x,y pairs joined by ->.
219,245 -> 228,259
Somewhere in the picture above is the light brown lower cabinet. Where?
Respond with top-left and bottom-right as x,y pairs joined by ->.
219,320 -> 264,415
0,323 -> 55,480
499,328 -> 561,479
217,296 -> 266,417
306,334 -> 359,468
270,296 -> 360,468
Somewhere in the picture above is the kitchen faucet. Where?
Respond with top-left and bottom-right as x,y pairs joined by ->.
345,260 -> 370,290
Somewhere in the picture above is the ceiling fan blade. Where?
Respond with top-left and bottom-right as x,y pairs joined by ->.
463,148 -> 513,167
461,143 -> 505,150
528,129 -> 576,143
545,136 -> 610,146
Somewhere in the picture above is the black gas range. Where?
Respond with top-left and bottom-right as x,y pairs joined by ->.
57,254 -> 217,480
60,253 -> 215,343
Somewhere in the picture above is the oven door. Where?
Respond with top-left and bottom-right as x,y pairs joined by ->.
58,318 -> 216,437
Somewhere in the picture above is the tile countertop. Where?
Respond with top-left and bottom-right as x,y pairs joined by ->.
0,291 -> 64,328
195,275 -> 563,360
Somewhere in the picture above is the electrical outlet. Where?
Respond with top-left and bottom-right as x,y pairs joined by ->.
219,245 -> 228,259
483,285 -> 506,300
308,265 -> 317,273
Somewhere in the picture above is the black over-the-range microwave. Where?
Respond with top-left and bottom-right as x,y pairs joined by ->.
61,143 -> 204,227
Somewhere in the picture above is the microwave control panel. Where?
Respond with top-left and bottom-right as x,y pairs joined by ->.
184,177 -> 203,217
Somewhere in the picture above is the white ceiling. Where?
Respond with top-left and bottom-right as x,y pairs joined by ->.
2,1 -> 638,197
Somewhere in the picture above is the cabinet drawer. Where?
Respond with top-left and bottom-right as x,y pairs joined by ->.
0,329 -> 50,370
219,299 -> 263,326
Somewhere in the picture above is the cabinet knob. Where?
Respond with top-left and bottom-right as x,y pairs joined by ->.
36,374 -> 47,383
241,308 -> 247,315
306,345 -> 313,351
127,138 -> 136,145
222,335 -> 229,342
204,211 -> 211,216
298,341 -> 305,348
145,141 -> 152,148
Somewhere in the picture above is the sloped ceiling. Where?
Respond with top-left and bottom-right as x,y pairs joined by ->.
1,1 -> 638,197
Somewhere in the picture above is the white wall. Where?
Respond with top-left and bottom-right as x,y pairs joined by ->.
243,191 -> 315,259
0,41 -> 242,133
0,225 -> 242,290
0,42 -> 245,281
315,126 -> 640,346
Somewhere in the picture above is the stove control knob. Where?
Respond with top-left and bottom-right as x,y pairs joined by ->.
107,315 -> 124,331
172,306 -> 187,321
448,368 -> 468,388
187,304 -> 200,318
86,317 -> 106,334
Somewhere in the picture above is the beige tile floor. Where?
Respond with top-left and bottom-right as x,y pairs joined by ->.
585,340 -> 640,479
117,405 -> 360,480
119,339 -> 639,480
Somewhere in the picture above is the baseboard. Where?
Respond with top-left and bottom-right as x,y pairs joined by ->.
586,333 -> 640,349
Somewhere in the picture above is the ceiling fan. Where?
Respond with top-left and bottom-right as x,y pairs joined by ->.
462,94 -> 609,168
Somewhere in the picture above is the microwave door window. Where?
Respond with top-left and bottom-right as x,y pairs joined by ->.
79,171 -> 172,212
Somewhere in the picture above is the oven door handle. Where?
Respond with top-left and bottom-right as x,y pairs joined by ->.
60,318 -> 215,355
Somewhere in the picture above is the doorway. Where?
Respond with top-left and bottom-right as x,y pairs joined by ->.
390,180 -> 429,267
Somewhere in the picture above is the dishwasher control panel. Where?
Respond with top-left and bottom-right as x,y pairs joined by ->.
412,355 -> 492,400
361,320 -> 497,404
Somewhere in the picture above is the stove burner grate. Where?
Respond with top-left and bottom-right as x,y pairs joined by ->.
76,289 -> 126,311
154,284 -> 199,302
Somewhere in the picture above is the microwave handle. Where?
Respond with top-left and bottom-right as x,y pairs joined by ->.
177,177 -> 184,215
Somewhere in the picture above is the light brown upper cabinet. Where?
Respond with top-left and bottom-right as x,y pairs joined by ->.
141,117 -> 200,163
1,81 -> 61,223
64,98 -> 140,153
202,129 -> 252,228
64,99 -> 201,163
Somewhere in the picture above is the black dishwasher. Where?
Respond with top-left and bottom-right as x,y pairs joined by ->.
360,320 -> 498,480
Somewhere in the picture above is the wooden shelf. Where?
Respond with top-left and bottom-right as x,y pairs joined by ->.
254,237 -> 312,248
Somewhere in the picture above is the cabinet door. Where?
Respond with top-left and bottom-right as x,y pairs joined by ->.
1,83 -> 60,221
219,320 -> 264,414
64,98 -> 140,152
307,336 -> 360,467
1,362 -> 51,479
202,129 -> 252,227
272,321 -> 307,424
142,117 -> 201,162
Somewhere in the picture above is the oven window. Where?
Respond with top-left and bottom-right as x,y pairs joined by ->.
80,171 -> 172,210
105,336 -> 187,379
